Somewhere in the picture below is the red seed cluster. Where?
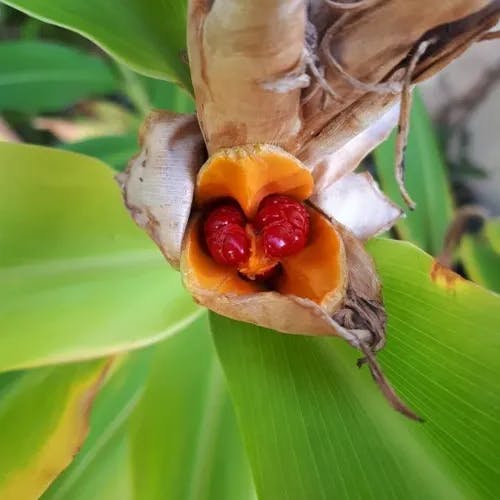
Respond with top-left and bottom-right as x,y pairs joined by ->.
254,195 -> 310,258
204,195 -> 310,268
203,203 -> 250,266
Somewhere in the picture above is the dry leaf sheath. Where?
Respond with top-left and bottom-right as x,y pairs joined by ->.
118,0 -> 500,420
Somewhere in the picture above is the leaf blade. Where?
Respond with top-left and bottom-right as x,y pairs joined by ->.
460,218 -> 500,293
0,358 -> 110,499
129,317 -> 256,500
0,142 -> 199,372
0,40 -> 118,113
43,351 -> 151,500
212,238 -> 500,500
2,0 -> 191,89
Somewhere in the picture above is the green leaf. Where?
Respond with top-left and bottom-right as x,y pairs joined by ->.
48,429 -> 134,500
44,351 -> 151,500
59,133 -> 138,172
461,218 -> 500,293
0,40 -> 118,113
142,78 -> 195,113
0,358 -> 109,499
212,238 -> 500,500
0,142 -> 200,372
2,0 -> 191,89
129,316 -> 255,500
373,92 -> 454,255
118,65 -> 195,117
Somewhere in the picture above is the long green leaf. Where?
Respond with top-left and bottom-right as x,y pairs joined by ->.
212,238 -> 500,500
0,40 -> 118,113
129,316 -> 256,500
461,218 -> 500,293
2,0 -> 191,89
373,92 -> 454,255
59,134 -> 138,172
0,142 -> 199,372
44,351 -> 151,500
0,358 -> 109,499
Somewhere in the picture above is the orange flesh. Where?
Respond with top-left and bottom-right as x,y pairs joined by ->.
183,218 -> 263,295
238,226 -> 279,280
276,207 -> 345,304
195,145 -> 314,218
186,145 -> 345,304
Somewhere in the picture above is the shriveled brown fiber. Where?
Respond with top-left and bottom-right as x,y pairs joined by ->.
189,0 -> 500,159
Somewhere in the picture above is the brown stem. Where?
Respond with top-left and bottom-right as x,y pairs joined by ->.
437,205 -> 488,268
479,29 -> 500,41
394,38 -> 436,210
358,342 -> 424,422
324,0 -> 379,10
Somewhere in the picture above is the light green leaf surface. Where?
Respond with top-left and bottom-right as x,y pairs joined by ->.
212,238 -> 500,500
44,351 -> 151,500
461,218 -> 500,293
0,41 -> 117,113
59,133 -> 138,172
374,93 -> 454,255
142,78 -> 195,113
0,358 -> 110,499
2,0 -> 191,89
129,317 -> 256,500
0,142 -> 199,372
51,429 -> 134,500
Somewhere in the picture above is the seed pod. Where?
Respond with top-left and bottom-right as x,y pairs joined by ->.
119,0 -> 500,421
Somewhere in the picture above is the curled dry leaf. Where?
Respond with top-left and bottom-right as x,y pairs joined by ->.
118,111 -> 206,268
119,0 -> 500,419
310,172 -> 402,240
187,0 -> 305,154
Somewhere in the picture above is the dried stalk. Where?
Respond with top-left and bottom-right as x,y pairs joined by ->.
480,29 -> 500,40
437,206 -> 488,268
187,0 -> 306,153
394,38 -> 435,210
358,342 -> 423,421
324,0 -> 379,10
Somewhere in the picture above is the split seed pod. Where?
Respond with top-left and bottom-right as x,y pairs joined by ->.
119,0 -> 500,420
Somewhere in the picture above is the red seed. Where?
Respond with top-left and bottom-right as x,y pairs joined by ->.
254,195 -> 310,258
204,203 -> 250,266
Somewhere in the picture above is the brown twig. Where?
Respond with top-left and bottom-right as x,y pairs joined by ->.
437,205 -> 488,268
320,27 -> 403,95
437,63 -> 500,127
324,0 -> 379,9
304,49 -> 340,100
358,342 -> 424,422
394,38 -> 436,210
479,29 -> 500,41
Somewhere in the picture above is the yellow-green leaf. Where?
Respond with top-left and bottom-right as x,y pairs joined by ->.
0,142 -> 199,372
129,317 -> 255,500
0,358 -> 110,499
44,351 -> 151,500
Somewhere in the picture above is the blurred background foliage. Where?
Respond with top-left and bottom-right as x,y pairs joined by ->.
0,2 -> 499,500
